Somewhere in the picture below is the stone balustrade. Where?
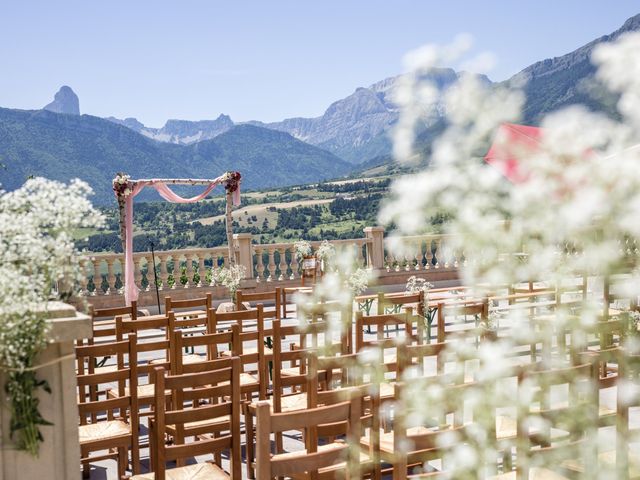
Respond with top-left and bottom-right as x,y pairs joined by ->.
76,227 -> 462,309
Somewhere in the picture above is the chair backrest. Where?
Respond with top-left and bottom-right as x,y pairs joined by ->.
164,292 -> 212,317
87,302 -> 137,344
76,335 -> 138,429
377,290 -> 425,317
398,340 -> 448,378
296,302 -> 353,355
117,315 -> 171,378
211,303 -> 264,331
355,311 -> 413,351
151,358 -> 241,479
171,326 -> 237,375
236,288 -> 282,320
255,397 -> 362,479
435,299 -> 488,343
90,301 -> 138,321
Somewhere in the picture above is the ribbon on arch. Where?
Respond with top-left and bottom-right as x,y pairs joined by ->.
117,176 -> 240,305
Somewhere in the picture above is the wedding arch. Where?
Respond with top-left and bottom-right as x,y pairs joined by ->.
112,171 -> 241,305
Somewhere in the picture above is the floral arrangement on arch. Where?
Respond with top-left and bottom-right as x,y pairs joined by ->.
221,171 -> 241,193
112,172 -> 133,198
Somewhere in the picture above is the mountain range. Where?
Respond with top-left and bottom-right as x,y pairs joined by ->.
2,13 -> 640,203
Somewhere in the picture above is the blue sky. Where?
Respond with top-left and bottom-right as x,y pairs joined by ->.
1,1 -> 638,126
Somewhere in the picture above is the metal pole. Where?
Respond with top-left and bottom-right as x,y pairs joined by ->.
150,240 -> 162,314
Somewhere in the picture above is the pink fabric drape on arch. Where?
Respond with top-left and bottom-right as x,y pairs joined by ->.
120,178 -> 240,305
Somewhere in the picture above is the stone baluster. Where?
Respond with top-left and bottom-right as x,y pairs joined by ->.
254,247 -> 265,280
78,260 -> 89,296
198,254 -> 206,287
434,238 -> 442,268
414,242 -> 424,270
134,257 -> 143,291
172,255 -> 181,289
442,240 -> 450,268
185,254 -> 195,288
404,252 -> 411,271
106,258 -> 117,295
425,241 -> 433,269
159,254 -> 169,290
278,248 -> 288,281
354,242 -> 365,268
266,247 -> 276,281
289,247 -> 299,279
92,259 -> 102,295
150,255 -> 161,290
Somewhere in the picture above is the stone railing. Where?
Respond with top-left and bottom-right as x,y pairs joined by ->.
76,227 -> 461,308
383,234 -> 464,271
79,245 -> 232,297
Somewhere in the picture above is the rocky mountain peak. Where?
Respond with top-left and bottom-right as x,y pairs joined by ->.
43,86 -> 80,115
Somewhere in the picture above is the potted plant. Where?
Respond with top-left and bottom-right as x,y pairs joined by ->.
294,240 -> 317,284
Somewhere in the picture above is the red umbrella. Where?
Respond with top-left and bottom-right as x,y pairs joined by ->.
484,123 -> 543,183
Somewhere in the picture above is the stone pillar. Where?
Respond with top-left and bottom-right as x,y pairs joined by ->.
364,226 -> 385,270
0,302 -> 92,480
233,233 -> 254,279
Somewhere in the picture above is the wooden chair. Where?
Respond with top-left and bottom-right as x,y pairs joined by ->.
313,353 -> 382,479
493,363 -> 599,480
76,335 -> 139,477
392,382 -> 472,479
128,358 -> 242,479
212,305 -> 270,399
111,315 -> 174,421
236,287 -> 282,320
245,320 -> 325,478
255,397 -> 363,480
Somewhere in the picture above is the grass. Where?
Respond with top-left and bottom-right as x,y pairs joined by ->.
195,198 -> 333,226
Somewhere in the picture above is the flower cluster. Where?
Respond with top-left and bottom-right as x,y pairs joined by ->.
293,240 -> 313,260
374,32 -> 640,477
0,177 -> 104,455
112,172 -> 133,198
213,264 -> 246,301
347,268 -> 370,296
315,240 -> 336,263
405,275 -> 434,295
405,275 -> 434,315
221,171 -> 241,193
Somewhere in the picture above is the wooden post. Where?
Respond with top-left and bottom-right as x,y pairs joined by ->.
225,191 -> 236,267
